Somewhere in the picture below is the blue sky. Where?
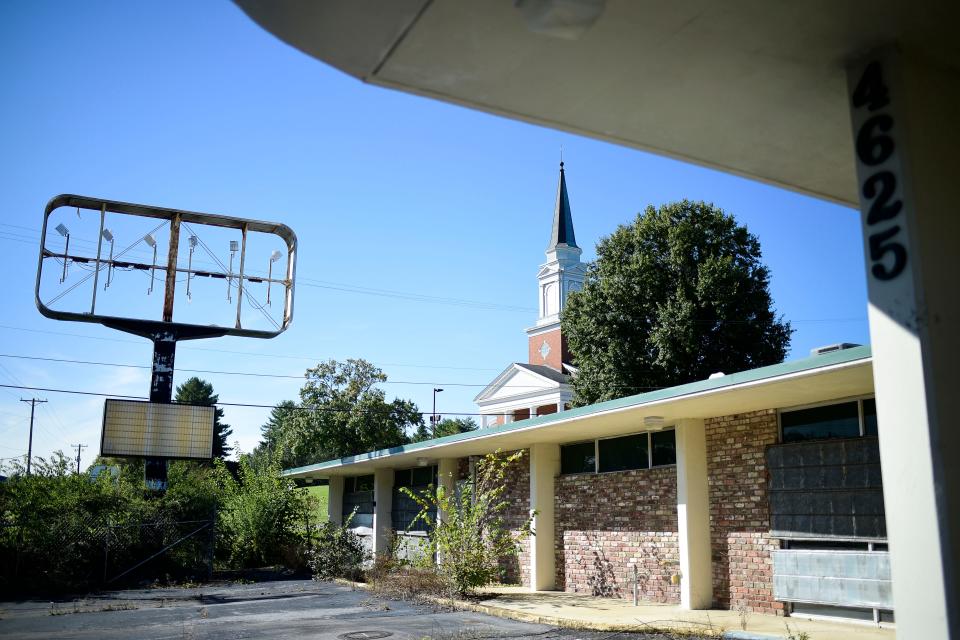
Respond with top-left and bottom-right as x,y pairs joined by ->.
0,1 -> 869,465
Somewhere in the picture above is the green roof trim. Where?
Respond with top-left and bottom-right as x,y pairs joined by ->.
283,345 -> 872,477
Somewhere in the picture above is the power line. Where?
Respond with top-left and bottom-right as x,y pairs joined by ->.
0,383 -> 526,417
0,352 -> 578,390
0,324 -> 503,371
0,225 -> 871,321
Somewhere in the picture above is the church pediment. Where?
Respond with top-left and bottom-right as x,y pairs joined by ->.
474,362 -> 569,404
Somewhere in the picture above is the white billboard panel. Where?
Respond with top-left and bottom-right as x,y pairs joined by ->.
101,399 -> 214,459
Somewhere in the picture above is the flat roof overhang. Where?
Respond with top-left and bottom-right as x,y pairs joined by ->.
234,1 -> 960,206
285,346 -> 873,479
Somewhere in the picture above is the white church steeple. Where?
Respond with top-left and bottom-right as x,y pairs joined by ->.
527,162 -> 586,370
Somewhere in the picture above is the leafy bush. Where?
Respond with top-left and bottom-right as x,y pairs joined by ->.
307,512 -> 369,581
215,452 -> 312,569
400,450 -> 534,595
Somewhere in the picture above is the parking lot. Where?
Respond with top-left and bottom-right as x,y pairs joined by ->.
0,579 -> 682,640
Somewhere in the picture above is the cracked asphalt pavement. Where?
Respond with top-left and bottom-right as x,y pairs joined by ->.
0,580 -> 671,640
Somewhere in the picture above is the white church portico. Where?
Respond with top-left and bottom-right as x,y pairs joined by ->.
475,163 -> 584,426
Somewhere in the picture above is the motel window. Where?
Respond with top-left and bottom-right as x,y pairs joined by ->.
560,441 -> 596,474
560,429 -> 676,475
780,398 -> 876,443
394,466 -> 436,488
651,429 -> 677,466
862,398 -> 878,436
598,433 -> 648,473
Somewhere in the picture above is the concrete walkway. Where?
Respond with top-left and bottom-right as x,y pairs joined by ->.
461,587 -> 896,639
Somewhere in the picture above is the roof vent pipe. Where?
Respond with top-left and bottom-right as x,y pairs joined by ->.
810,343 -> 861,356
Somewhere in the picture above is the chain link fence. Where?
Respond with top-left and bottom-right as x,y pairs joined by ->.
0,512 -> 215,595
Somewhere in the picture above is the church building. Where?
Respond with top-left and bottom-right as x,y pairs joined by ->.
474,162 -> 586,427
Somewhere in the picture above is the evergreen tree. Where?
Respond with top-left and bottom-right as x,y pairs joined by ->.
175,377 -> 233,459
412,416 -> 479,442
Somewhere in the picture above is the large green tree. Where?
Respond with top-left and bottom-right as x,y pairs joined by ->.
175,377 -> 233,459
563,200 -> 792,405
273,359 -> 423,468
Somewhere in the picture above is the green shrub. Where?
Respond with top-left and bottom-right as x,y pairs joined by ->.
215,453 -> 312,569
400,450 -> 534,596
307,512 -> 369,581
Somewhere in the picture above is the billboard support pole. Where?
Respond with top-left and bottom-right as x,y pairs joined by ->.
145,215 -> 182,490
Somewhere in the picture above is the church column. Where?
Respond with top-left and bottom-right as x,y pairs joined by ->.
846,49 -> 960,638
529,443 -> 560,590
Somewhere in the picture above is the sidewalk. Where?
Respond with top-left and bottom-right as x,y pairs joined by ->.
457,587 -> 896,639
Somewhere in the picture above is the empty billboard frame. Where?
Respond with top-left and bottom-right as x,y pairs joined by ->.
101,399 -> 215,459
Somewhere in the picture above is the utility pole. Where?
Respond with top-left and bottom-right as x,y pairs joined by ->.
20,398 -> 47,475
71,443 -> 88,474
432,387 -> 443,438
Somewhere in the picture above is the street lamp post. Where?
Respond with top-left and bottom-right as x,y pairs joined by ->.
432,387 -> 444,437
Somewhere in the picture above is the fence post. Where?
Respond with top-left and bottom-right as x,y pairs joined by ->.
305,509 -> 312,552
207,506 -> 216,581
103,523 -> 111,584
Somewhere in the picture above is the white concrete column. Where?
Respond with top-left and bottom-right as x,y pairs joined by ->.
674,419 -> 712,609
528,406 -> 539,418
503,413 -> 514,424
847,49 -> 960,638
327,476 -> 344,524
436,458 -> 458,566
372,468 -> 394,557
556,401 -> 564,413
437,458 -> 458,523
528,443 -> 560,591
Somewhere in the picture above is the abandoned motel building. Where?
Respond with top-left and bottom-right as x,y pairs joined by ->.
285,167 -> 891,624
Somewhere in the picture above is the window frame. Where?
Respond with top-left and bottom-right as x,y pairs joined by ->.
560,427 -> 677,475
777,395 -> 877,443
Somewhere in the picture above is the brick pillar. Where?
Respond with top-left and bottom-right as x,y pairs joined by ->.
675,419 -> 712,609
529,443 -> 560,590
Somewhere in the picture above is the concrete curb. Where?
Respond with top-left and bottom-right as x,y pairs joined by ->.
330,579 -> 748,637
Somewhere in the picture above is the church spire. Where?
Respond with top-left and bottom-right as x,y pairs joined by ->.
548,161 -> 578,250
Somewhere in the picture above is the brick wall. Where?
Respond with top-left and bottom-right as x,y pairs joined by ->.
497,450 -> 531,586
555,466 -> 680,602
705,409 -> 783,615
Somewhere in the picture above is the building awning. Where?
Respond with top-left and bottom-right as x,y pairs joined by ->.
233,1 -> 959,206
284,345 -> 873,479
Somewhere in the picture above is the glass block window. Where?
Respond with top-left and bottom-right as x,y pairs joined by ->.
392,466 -> 437,532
